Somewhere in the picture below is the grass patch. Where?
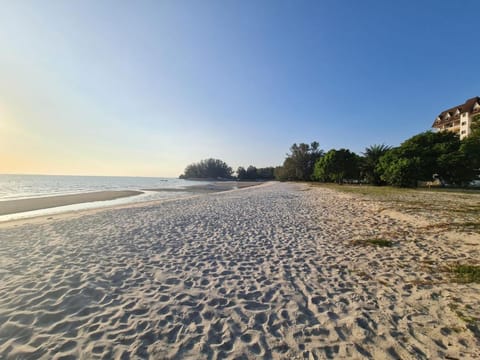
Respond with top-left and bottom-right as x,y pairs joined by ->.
310,183 -> 480,203
450,264 -> 480,283
312,183 -> 480,196
366,238 -> 394,247
310,183 -> 410,198
354,238 -> 394,247
459,222 -> 480,231
450,206 -> 480,215
422,221 -> 480,232
311,183 -> 480,220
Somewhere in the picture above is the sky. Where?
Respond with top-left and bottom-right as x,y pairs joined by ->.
0,0 -> 479,177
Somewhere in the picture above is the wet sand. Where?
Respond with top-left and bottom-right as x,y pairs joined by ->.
144,181 -> 262,193
0,190 -> 143,216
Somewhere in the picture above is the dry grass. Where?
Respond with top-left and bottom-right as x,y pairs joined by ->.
312,183 -> 480,232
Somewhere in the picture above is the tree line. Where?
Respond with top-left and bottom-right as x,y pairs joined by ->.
179,159 -> 274,181
236,166 -> 275,180
276,116 -> 480,187
179,158 -> 234,179
180,117 -> 480,187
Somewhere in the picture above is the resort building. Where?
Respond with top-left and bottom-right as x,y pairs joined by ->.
432,96 -> 480,139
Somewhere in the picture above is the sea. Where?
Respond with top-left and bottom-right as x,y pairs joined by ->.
0,174 -> 210,222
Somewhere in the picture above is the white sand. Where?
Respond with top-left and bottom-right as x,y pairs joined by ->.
0,182 -> 478,359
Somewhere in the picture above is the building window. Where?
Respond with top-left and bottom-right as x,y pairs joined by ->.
461,130 -> 466,134
462,121 -> 466,126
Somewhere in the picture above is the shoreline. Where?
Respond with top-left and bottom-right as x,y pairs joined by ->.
0,182 -> 262,218
0,182 -> 270,228
144,181 -> 262,193
0,190 -> 143,217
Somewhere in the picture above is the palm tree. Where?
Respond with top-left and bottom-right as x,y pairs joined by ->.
361,144 -> 391,185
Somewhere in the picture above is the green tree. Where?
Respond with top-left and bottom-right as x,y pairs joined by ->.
274,165 -> 289,181
377,131 -> 475,187
377,150 -> 420,187
361,144 -> 391,185
180,158 -> 233,179
438,151 -> 474,185
246,165 -> 258,180
238,166 -> 274,180
460,115 -> 480,180
256,167 -> 275,180
471,114 -> 480,135
276,142 -> 323,181
237,166 -> 247,180
313,148 -> 360,183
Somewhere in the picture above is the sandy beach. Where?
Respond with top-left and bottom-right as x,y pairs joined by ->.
0,182 -> 479,359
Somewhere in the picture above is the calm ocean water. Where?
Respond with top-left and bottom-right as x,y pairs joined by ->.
0,174 -> 206,201
0,174 -> 210,221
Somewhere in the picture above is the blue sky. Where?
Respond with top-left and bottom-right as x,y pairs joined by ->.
0,0 -> 478,176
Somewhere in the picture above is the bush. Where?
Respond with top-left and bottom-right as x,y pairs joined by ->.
312,148 -> 360,183
180,158 -> 233,179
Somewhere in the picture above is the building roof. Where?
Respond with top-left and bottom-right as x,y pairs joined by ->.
432,96 -> 480,127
